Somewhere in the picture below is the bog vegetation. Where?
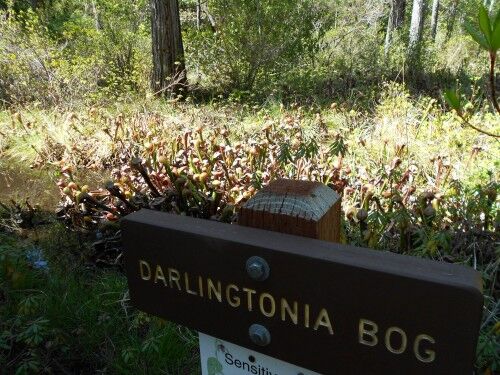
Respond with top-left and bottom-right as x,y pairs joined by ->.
0,0 -> 498,374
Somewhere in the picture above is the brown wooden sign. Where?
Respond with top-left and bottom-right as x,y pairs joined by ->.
123,209 -> 483,375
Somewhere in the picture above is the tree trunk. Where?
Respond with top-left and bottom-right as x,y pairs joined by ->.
394,0 -> 406,28
430,0 -> 439,41
384,0 -> 407,55
202,2 -> 217,33
196,0 -> 201,30
91,0 -> 100,30
150,0 -> 187,96
407,0 -> 426,61
445,0 -> 459,40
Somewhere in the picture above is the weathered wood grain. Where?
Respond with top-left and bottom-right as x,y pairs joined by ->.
239,179 -> 341,242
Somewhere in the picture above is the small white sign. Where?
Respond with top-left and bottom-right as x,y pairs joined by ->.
199,332 -> 322,375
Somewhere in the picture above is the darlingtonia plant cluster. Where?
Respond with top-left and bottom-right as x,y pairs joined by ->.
54,115 -> 498,267
55,117 -> 348,231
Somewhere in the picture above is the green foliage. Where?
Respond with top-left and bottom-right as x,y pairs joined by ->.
0,0 -> 498,104
0,232 -> 196,373
464,5 -> 500,52
476,317 -> 500,373
444,87 -> 462,111
48,0 -> 151,98
0,0 -> 150,107
443,5 -> 500,137
187,0 -> 330,92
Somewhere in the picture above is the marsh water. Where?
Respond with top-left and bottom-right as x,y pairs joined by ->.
0,163 -> 108,211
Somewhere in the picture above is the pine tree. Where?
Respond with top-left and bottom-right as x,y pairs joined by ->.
150,0 -> 187,96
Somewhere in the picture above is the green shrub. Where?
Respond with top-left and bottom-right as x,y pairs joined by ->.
43,0 -> 151,99
0,1 -> 151,108
186,0 -> 330,92
0,231 -> 196,374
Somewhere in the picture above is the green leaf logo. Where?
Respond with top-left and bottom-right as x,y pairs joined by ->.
207,356 -> 223,375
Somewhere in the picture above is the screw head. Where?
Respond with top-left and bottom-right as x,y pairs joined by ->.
246,256 -> 270,281
249,324 -> 271,346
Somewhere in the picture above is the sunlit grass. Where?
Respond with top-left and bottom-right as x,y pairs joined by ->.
1,88 -> 498,192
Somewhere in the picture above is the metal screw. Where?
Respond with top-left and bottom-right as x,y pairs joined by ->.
246,256 -> 270,281
249,324 -> 271,346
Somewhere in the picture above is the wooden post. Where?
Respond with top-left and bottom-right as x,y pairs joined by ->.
238,179 -> 341,243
